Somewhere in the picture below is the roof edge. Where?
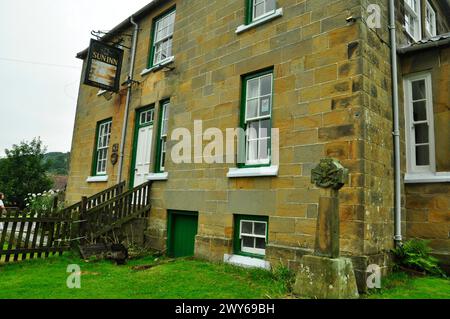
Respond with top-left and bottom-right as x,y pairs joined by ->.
76,0 -> 168,60
398,33 -> 450,54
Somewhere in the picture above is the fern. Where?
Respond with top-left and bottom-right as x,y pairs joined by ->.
392,239 -> 446,277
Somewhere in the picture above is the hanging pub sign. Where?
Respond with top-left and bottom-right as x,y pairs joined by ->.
83,39 -> 124,92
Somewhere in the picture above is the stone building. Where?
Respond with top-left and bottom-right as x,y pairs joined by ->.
67,0 -> 450,290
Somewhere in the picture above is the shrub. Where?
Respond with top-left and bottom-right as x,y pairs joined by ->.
25,190 -> 64,216
392,239 -> 445,277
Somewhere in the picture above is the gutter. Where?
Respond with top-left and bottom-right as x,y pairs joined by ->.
117,16 -> 139,184
388,0 -> 402,246
398,37 -> 450,54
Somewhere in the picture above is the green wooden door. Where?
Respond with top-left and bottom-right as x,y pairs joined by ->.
169,212 -> 198,258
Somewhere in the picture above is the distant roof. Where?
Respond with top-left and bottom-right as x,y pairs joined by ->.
76,0 -> 168,59
398,32 -> 450,54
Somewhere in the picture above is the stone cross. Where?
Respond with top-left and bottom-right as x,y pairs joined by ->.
311,158 -> 349,259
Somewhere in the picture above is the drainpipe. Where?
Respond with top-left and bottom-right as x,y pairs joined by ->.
117,16 -> 139,184
388,0 -> 402,246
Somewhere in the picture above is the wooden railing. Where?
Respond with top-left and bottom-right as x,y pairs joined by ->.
79,181 -> 152,243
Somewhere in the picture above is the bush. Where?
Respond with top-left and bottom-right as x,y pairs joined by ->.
25,190 -> 64,216
392,239 -> 445,277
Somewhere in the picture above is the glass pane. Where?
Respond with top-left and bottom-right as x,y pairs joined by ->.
255,237 -> 266,249
265,0 -> 276,12
259,138 -> 269,160
416,145 -> 430,166
242,236 -> 254,248
248,121 -> 259,140
247,79 -> 259,99
413,101 -> 427,121
260,119 -> 270,138
254,222 -> 266,236
412,80 -> 426,100
247,140 -> 258,162
414,123 -> 429,144
260,75 -> 272,96
254,2 -> 264,18
242,222 -> 253,234
246,99 -> 258,119
260,96 -> 271,116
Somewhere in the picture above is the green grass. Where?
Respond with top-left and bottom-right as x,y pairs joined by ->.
367,272 -> 450,299
0,253 -> 293,299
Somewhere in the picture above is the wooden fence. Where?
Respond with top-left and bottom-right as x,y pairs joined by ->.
0,180 -> 151,263
0,209 -> 72,262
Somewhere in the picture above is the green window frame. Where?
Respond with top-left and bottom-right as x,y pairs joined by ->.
155,100 -> 170,173
233,215 -> 269,258
239,68 -> 273,168
148,7 -> 176,68
246,0 -> 277,24
91,118 -> 112,176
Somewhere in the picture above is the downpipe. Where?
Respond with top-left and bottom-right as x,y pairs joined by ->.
117,16 -> 139,184
388,0 -> 402,247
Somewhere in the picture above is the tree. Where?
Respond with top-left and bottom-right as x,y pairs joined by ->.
0,138 -> 53,208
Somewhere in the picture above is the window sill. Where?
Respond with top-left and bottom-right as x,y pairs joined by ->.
140,56 -> 175,76
224,254 -> 270,270
235,8 -> 283,34
86,176 -> 108,183
227,165 -> 278,178
405,172 -> 450,184
97,89 -> 107,96
147,172 -> 169,181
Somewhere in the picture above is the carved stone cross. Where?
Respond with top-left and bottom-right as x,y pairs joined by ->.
311,158 -> 349,258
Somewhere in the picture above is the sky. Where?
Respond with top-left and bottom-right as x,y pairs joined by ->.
0,0 -> 152,157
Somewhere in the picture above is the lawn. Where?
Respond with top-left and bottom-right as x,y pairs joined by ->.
0,253 -> 293,299
367,272 -> 450,299
1,253 -> 449,299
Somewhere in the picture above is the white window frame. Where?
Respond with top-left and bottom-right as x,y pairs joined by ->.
252,0 -> 276,22
158,101 -> 170,172
404,0 -> 422,41
240,220 -> 268,256
404,72 -> 436,175
153,10 -> 176,66
244,73 -> 273,166
95,120 -> 112,176
140,108 -> 154,126
425,1 -> 437,37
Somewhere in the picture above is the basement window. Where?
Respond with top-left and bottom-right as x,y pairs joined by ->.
404,0 -> 421,41
234,215 -> 269,258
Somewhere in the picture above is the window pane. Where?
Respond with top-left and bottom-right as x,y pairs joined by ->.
260,75 -> 272,96
248,121 -> 259,140
255,237 -> 266,249
414,123 -> 429,144
247,79 -> 259,99
246,99 -> 258,119
247,140 -> 258,162
260,119 -> 270,138
416,145 -> 430,166
413,101 -> 427,121
412,80 -> 426,100
254,2 -> 265,18
242,236 -> 254,248
259,138 -> 269,160
265,0 -> 276,12
242,221 -> 253,234
259,96 -> 271,116
254,222 -> 266,236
